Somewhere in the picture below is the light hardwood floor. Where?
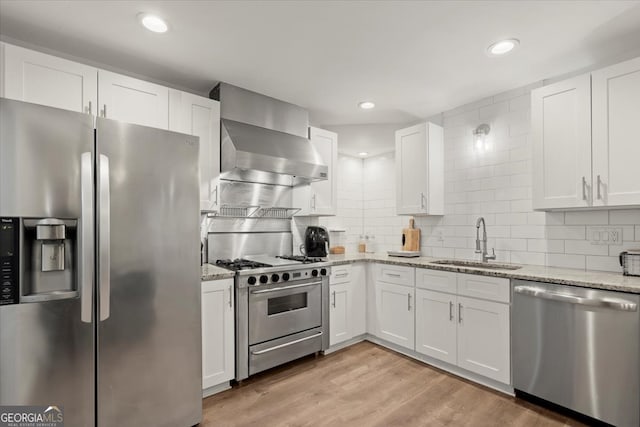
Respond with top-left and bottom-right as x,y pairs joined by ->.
202,341 -> 585,427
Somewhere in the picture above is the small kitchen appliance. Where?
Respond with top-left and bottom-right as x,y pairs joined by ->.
620,249 -> 640,276
303,226 -> 330,257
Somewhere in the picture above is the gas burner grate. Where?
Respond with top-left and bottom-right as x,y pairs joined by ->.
276,255 -> 325,264
215,258 -> 272,271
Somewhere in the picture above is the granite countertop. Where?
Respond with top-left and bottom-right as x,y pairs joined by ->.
325,253 -> 640,294
201,263 -> 236,281
200,253 -> 640,294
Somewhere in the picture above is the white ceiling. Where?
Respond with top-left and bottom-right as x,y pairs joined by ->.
1,1 -> 640,132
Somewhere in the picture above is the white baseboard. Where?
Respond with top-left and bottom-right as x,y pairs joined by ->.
202,381 -> 232,398
323,334 -> 367,354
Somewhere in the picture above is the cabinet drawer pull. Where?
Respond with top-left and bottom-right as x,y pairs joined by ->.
335,272 -> 348,278
385,272 -> 402,277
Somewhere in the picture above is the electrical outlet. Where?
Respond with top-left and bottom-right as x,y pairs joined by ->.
589,227 -> 623,245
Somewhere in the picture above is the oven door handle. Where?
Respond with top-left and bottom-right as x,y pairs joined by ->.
251,331 -> 323,355
249,282 -> 321,294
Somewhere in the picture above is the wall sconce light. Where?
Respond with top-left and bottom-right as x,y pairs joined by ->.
473,124 -> 490,151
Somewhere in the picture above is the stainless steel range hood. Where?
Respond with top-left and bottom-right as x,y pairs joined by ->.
211,83 -> 328,186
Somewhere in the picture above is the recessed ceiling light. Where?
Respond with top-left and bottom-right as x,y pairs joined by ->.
487,39 -> 519,57
358,101 -> 375,110
358,152 -> 369,157
139,14 -> 168,33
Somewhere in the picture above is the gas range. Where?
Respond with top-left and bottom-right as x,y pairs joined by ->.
222,254 -> 332,381
215,255 -> 330,287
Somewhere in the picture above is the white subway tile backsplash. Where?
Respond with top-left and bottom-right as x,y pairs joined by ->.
586,256 -> 620,272
545,226 -> 586,240
609,209 -> 640,224
564,240 -> 610,256
350,82 -> 639,267
527,239 -> 565,254
565,210 -> 609,225
546,253 -> 586,269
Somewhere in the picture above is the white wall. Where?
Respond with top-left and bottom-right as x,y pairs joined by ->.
358,83 -> 640,272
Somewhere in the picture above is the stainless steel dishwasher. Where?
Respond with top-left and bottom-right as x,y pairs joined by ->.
512,280 -> 640,427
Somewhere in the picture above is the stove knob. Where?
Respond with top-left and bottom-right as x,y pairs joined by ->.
320,268 -> 327,276
311,269 -> 319,277
271,274 -> 280,283
247,276 -> 257,285
259,275 -> 269,284
282,273 -> 290,281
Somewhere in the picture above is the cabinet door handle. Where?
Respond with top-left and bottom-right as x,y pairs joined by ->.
213,185 -> 218,206
101,104 -> 107,118
228,285 -> 233,308
581,176 -> 587,201
596,175 -> 602,200
458,303 -> 463,323
407,293 -> 412,311
87,101 -> 92,115
332,290 -> 336,308
420,192 -> 425,210
449,301 -> 454,321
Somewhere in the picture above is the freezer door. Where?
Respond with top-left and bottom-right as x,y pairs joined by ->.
95,118 -> 202,427
0,98 -> 95,427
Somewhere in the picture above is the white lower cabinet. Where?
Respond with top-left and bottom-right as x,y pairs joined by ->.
374,281 -> 415,350
456,296 -> 510,384
329,283 -> 351,346
329,264 -> 366,347
201,279 -> 235,392
415,269 -> 511,385
415,288 -> 457,365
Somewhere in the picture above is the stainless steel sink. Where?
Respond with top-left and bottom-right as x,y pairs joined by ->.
431,260 -> 522,270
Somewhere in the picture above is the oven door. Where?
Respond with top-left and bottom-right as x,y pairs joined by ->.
248,278 -> 322,345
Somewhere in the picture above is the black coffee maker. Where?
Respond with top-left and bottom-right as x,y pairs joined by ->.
303,226 -> 330,257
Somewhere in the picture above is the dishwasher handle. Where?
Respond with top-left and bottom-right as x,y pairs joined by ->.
514,285 -> 637,312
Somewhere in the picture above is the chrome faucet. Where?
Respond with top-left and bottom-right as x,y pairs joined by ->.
475,217 -> 496,263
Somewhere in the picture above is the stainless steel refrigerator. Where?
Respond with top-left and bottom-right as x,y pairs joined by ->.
0,98 -> 202,426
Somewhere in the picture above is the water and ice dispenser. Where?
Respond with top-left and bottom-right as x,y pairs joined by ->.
0,217 -> 78,305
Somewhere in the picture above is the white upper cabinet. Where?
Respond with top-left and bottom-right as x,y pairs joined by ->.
395,122 -> 444,216
532,56 -> 640,210
532,74 -> 592,210
169,90 -> 221,211
592,57 -> 640,207
1,43 -> 97,114
293,127 -> 338,216
98,69 -> 169,129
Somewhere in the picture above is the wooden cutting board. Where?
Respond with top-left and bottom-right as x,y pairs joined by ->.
402,218 -> 420,251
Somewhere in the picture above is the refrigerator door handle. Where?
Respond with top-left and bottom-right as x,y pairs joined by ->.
80,152 -> 94,323
99,154 -> 111,321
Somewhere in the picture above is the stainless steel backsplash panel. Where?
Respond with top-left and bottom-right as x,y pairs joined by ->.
208,232 -> 292,261
219,180 -> 292,208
